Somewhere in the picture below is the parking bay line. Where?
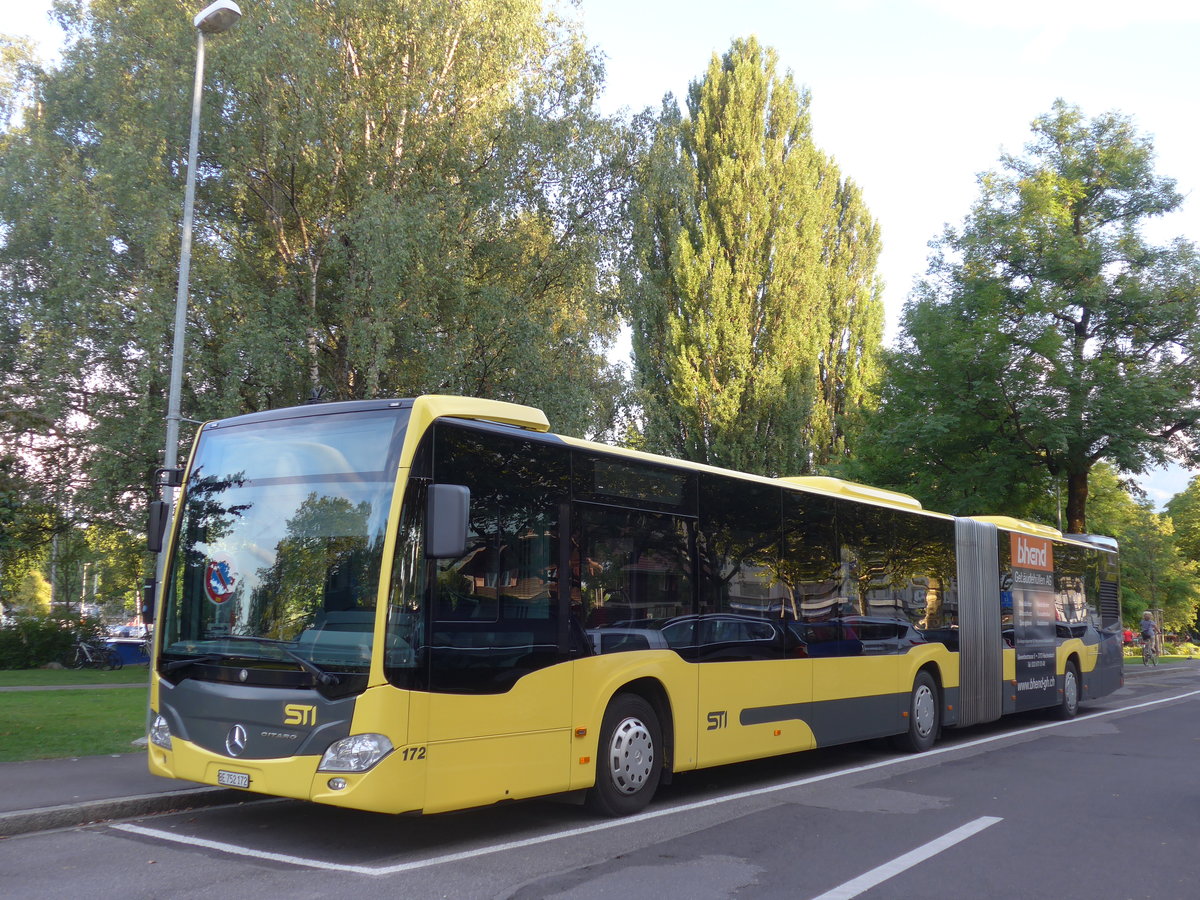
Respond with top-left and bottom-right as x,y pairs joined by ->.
810,816 -> 1003,900
111,688 -> 1200,877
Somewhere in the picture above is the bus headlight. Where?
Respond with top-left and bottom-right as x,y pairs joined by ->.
318,733 -> 393,772
149,714 -> 172,750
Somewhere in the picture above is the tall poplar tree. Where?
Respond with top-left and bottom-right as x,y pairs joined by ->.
856,101 -> 1200,532
626,37 -> 882,475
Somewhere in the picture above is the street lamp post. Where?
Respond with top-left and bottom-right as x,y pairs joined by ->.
155,1 -> 242,592
163,0 -> 243,480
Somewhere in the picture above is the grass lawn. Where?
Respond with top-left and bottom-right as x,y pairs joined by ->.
0,687 -> 148,762
1125,655 -> 1199,667
0,667 -> 149,687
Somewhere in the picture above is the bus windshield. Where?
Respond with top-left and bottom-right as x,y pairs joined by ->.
160,407 -> 408,677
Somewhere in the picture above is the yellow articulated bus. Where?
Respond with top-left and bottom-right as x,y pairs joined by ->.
146,395 -> 1123,816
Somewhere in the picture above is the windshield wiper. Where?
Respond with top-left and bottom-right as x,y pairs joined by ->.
163,654 -> 224,674
223,636 -> 340,686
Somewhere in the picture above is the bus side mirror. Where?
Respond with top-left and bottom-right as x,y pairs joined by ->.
426,484 -> 469,559
141,577 -> 157,625
147,500 -> 169,553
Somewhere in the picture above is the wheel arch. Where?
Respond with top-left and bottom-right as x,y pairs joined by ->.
608,676 -> 675,780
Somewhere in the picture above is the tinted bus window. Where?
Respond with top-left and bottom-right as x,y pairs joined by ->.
574,453 -> 697,515
698,475 -> 782,618
386,423 -> 570,694
576,506 -> 694,631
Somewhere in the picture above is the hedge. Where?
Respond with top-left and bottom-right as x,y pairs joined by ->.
0,614 -> 104,669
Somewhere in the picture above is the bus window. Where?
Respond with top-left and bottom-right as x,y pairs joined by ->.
386,423 -> 570,693
576,506 -> 693,633
696,474 -> 786,659
781,491 -> 841,653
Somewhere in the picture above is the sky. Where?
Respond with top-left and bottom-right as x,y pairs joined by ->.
4,0 -> 1199,507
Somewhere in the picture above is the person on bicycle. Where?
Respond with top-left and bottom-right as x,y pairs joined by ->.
1141,611 -> 1157,647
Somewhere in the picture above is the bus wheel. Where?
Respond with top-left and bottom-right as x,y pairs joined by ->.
1057,661 -> 1080,720
893,671 -> 939,753
586,694 -> 662,817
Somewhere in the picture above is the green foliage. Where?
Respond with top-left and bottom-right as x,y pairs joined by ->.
853,100 -> 1200,532
0,33 -> 36,130
0,612 -> 86,669
1087,464 -> 1200,630
0,456 -> 53,602
0,0 -> 631,577
626,37 -> 882,476
1165,475 -> 1200,564
6,571 -> 51,616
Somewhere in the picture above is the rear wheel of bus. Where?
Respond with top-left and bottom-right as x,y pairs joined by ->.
1057,660 -> 1080,719
586,694 -> 663,817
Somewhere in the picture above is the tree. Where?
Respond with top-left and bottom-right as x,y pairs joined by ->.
855,101 -> 1200,531
1087,465 -> 1199,629
626,37 -> 882,476
1165,475 -> 1200,565
0,34 -> 35,130
0,0 -> 629,556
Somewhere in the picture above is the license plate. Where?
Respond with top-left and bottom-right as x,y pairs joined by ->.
217,769 -> 250,789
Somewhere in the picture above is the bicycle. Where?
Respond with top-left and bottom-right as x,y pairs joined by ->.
63,639 -> 123,670
1141,636 -> 1157,667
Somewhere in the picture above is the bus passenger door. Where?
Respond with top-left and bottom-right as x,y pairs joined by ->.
415,423 -> 575,813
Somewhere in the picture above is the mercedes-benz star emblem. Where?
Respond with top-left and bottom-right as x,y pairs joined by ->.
225,724 -> 248,757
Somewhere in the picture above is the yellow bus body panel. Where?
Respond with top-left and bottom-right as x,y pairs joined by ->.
1057,638 -> 1098,674
415,666 -> 573,814
696,659 -> 815,766
148,738 -> 322,804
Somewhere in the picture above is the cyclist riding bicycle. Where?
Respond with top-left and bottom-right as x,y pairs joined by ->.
1140,611 -> 1158,665
1140,611 -> 1157,642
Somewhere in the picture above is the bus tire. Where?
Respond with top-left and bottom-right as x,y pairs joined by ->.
893,671 -> 939,753
1057,661 -> 1080,720
586,694 -> 662,817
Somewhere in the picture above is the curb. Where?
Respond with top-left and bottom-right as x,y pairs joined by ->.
0,787 -> 255,838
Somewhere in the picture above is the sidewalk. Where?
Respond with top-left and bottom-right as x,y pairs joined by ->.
0,748 -> 249,838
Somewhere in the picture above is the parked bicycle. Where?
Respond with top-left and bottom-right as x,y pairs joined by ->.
63,639 -> 123,670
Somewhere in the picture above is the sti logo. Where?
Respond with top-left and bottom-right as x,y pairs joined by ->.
1012,533 -> 1053,572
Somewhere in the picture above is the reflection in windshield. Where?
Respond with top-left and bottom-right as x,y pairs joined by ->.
162,410 -> 406,674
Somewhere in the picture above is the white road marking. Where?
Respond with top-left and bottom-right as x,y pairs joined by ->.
809,816 -> 1003,900
110,687 -> 1200,876
112,823 -> 380,875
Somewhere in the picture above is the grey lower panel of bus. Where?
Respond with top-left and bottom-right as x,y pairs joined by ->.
955,518 -> 1003,727
157,678 -> 353,760
739,686 -> 961,747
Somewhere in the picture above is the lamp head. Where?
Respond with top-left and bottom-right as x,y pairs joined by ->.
194,0 -> 242,34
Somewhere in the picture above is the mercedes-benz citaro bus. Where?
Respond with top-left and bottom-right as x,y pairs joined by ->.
147,395 -> 1123,816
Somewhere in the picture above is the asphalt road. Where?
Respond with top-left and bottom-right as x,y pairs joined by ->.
2,664 -> 1196,900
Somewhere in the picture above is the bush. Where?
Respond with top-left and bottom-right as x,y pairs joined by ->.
0,613 -> 101,669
